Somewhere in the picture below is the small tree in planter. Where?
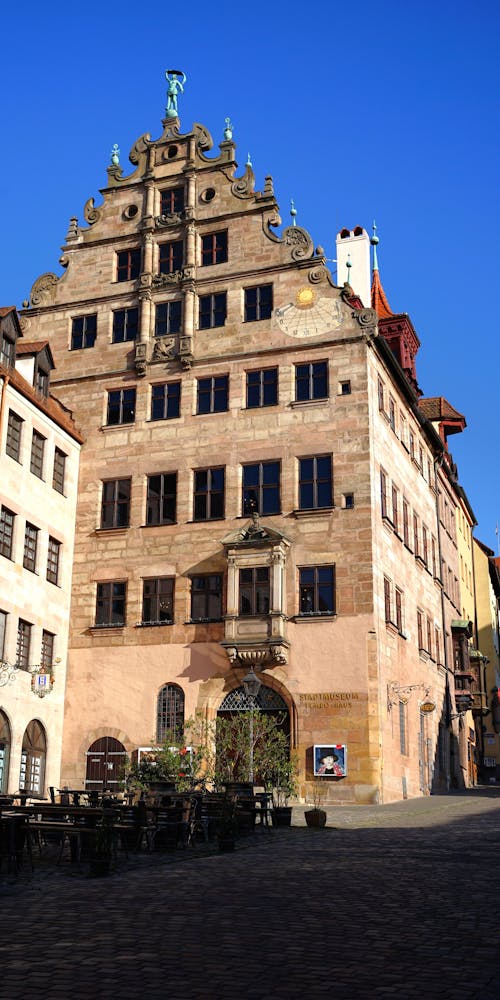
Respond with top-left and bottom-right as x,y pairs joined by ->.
305,779 -> 327,828
255,727 -> 299,827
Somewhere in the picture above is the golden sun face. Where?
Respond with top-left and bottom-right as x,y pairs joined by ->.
295,287 -> 315,309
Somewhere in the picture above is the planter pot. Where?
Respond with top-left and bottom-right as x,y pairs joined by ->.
271,806 -> 292,828
304,808 -> 327,829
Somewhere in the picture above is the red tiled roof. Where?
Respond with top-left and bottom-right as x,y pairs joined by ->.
371,269 -> 393,319
419,397 -> 465,423
0,363 -> 84,444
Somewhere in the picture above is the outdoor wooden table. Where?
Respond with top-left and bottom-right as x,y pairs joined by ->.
0,812 -> 31,873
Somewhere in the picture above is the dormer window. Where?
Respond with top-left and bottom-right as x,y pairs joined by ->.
35,367 -> 49,398
0,333 -> 15,368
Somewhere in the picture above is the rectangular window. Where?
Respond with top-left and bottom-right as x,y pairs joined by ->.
116,248 -> 141,282
380,470 -> 388,519
142,577 -> 174,625
246,368 -> 278,408
0,610 -> 6,659
244,284 -> 273,322
426,617 -> 433,656
23,523 -> 38,573
46,537 -> 61,586
197,375 -> 229,414
112,308 -> 139,343
0,506 -> 15,559
41,630 -> 55,668
299,566 -> 335,616
95,582 -> 126,627
402,498 -> 409,546
16,619 -> 32,668
378,378 -> 385,412
242,461 -> 280,516
106,388 -> 136,425
160,187 -> 184,216
413,512 -> 419,557
384,577 -> 392,623
400,413 -> 407,448
52,448 -> 67,494
435,627 -> 441,665
399,701 -> 408,755
395,587 -> 404,634
422,524 -> 428,567
159,240 -> 183,275
35,367 -> 49,398
0,333 -> 15,367
201,231 -> 228,266
6,410 -> 23,461
101,479 -> 131,529
155,301 -> 182,336
409,430 -> 415,460
71,314 -> 97,350
391,485 -> 399,533
389,396 -> 396,431
193,467 -> 225,521
417,610 -> 424,651
190,575 -> 223,621
146,473 -> 177,525
199,292 -> 227,329
151,381 -> 181,421
298,455 -> 332,510
30,430 -> 46,478
295,361 -> 328,401
431,536 -> 438,578
239,567 -> 270,616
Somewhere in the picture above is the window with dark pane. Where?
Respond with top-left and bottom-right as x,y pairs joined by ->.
106,388 -> 136,425
71,314 -> 97,350
41,630 -> 55,669
0,333 -> 15,367
116,249 -> 141,282
244,284 -> 273,322
193,467 -> 225,521
201,231 -> 228,266
160,187 -> 184,216
299,566 -> 335,615
112,308 -> 138,343
151,381 -> 181,421
0,506 -> 15,559
299,455 -> 332,509
16,619 -> 32,668
100,479 -> 131,529
159,240 -> 183,274
246,368 -> 278,408
191,575 -> 222,621
95,582 -> 126,627
6,411 -> 23,461
142,577 -> 174,624
155,300 -> 182,336
52,448 -> 67,494
23,523 -> 38,573
157,683 -> 185,742
242,461 -> 280,516
295,361 -> 328,401
239,567 -> 270,616
35,367 -> 49,397
199,293 -> 227,329
197,375 -> 228,414
46,537 -> 61,585
146,473 -> 177,525
30,431 -> 45,478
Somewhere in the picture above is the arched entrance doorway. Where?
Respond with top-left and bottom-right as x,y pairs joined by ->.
85,737 -> 127,792
218,684 -> 289,729
0,710 -> 11,793
217,684 -> 290,784
19,720 -> 46,798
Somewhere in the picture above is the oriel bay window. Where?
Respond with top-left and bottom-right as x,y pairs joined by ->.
101,479 -> 131,529
193,467 -> 225,521
299,566 -> 335,616
242,461 -> 280,516
239,567 -> 270,616
142,577 -> 174,625
298,455 -> 332,510
95,582 -> 127,627
190,575 -> 223,621
146,473 -> 177,525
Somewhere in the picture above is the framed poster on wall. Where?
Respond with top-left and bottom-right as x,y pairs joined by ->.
313,744 -> 347,777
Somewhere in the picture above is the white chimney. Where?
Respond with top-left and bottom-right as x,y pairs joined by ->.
335,226 -> 371,307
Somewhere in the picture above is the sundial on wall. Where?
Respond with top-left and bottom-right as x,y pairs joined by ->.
273,288 -> 344,338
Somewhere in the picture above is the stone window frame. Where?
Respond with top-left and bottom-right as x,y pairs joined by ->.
146,472 -> 177,526
294,360 -> 329,403
201,230 -> 228,266
141,577 -> 175,626
196,375 -> 229,415
16,618 -> 32,668
52,448 -> 67,494
155,300 -> 182,336
159,239 -> 183,275
100,478 -> 132,530
190,574 -> 223,623
198,292 -> 227,330
46,536 -> 61,586
71,314 -> 97,351
298,565 -> 336,617
112,308 -> 139,344
193,467 -> 225,521
6,410 -> 23,462
106,387 -> 136,426
116,248 -> 141,283
30,430 -> 46,479
245,367 -> 278,409
150,381 -> 181,421
23,522 -> 39,574
242,460 -> 281,517
0,506 -> 15,560
297,454 -> 333,511
244,284 -> 273,323
95,581 -> 127,628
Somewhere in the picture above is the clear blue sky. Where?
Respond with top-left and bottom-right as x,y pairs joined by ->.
2,0 -> 499,549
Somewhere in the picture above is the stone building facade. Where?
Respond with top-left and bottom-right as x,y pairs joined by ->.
19,93 -> 470,803
0,307 -> 82,796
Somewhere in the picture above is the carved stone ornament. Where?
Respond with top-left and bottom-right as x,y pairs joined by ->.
193,122 -> 214,154
283,225 -> 314,262
18,314 -> 31,334
308,265 -> 327,284
140,272 -> 153,288
224,644 -> 288,667
231,164 -> 256,200
355,307 -> 378,329
152,271 -> 183,288
262,208 -> 282,243
155,211 -> 184,229
30,273 -> 60,307
270,644 -> 288,666
84,197 -> 102,226
152,337 -> 176,361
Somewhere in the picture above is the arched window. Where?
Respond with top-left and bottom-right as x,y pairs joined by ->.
20,719 -> 46,797
0,709 -> 11,793
157,684 -> 185,742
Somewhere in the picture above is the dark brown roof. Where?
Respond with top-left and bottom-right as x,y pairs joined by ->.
419,397 -> 465,423
16,340 -> 50,355
0,363 -> 84,444
0,306 -> 17,318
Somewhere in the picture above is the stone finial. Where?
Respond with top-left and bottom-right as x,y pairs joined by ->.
290,199 -> 297,226
165,69 -> 186,119
65,217 -> 79,242
263,175 -> 274,197
246,152 -> 252,167
224,117 -> 233,141
110,144 -> 120,166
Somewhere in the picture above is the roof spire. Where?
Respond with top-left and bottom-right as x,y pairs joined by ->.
370,220 -> 379,271
290,199 -> 297,226
246,152 -> 252,167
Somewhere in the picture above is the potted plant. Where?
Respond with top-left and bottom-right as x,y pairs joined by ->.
268,754 -> 299,827
304,779 -> 327,828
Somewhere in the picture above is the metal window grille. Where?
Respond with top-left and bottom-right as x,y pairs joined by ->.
157,684 -> 185,741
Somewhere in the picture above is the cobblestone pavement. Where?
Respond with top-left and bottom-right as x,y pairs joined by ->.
2,789 -> 500,1000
